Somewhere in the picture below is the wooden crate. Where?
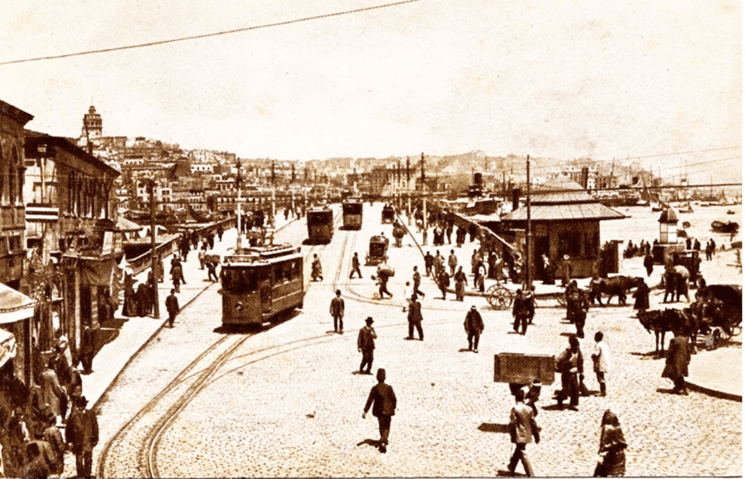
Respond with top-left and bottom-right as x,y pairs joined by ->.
494,353 -> 555,385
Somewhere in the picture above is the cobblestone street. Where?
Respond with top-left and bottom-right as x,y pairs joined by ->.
94,204 -> 742,477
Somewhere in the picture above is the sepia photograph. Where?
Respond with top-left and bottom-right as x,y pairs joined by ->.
0,1 -> 741,477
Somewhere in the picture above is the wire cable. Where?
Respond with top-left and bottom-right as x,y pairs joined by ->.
0,0 -> 421,66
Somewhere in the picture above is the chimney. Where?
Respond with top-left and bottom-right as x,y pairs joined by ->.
512,188 -> 521,211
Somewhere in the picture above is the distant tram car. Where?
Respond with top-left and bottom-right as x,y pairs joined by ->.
342,200 -> 363,230
307,207 -> 334,244
220,244 -> 304,326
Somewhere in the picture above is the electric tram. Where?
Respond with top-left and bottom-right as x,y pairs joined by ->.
220,243 -> 304,326
306,207 -> 334,244
342,199 -> 363,230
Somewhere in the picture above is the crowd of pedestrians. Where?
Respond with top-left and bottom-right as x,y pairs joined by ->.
334,204 -> 638,475
0,334 -> 99,478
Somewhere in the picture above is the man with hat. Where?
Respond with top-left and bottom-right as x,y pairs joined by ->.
464,305 -> 484,352
66,396 -> 99,478
357,317 -> 377,374
363,368 -> 397,453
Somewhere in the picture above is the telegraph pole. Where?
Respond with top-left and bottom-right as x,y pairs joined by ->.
526,155 -> 532,288
236,160 -> 242,249
421,152 -> 427,243
149,180 -> 160,319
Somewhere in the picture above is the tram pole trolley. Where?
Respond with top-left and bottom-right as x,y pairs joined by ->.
365,235 -> 389,266
220,243 -> 305,327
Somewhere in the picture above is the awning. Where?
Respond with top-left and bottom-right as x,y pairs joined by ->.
117,216 -> 144,232
0,283 -> 35,324
0,327 -> 17,368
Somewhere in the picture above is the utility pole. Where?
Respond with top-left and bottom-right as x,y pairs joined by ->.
271,160 -> 276,226
236,160 -> 242,249
406,156 -> 411,224
149,180 -> 160,319
421,152 -> 427,242
526,155 -> 532,289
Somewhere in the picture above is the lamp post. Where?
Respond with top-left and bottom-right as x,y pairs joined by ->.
149,180 -> 160,319
525,155 -> 532,289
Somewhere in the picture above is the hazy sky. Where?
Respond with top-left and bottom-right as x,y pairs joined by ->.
1,0 -> 741,182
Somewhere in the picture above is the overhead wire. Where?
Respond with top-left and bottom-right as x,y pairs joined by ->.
0,0 -> 421,66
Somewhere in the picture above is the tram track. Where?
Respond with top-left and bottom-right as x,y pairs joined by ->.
100,208 -> 344,478
98,206 -> 464,478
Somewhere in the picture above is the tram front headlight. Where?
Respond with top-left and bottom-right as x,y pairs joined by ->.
235,301 -> 244,312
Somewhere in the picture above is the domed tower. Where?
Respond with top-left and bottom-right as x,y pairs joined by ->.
81,105 -> 102,143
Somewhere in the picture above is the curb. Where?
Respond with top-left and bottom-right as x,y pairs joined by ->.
686,381 -> 742,402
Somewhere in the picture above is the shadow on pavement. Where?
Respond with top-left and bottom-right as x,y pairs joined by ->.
352,370 -> 373,376
458,348 -> 472,353
656,387 -> 687,396
629,351 -> 665,360
213,324 -> 263,334
357,438 -> 382,448
477,423 -> 510,434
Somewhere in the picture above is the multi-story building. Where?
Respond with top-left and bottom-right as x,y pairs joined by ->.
0,100 -> 36,385
24,130 -> 121,372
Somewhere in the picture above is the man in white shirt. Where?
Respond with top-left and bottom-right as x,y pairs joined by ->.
592,331 -> 610,397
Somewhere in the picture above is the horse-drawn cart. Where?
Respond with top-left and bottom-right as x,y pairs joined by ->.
484,283 -> 568,310
381,204 -> 395,224
698,284 -> 742,341
365,235 -> 389,266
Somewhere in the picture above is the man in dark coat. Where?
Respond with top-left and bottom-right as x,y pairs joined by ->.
632,280 -> 650,314
643,253 -> 654,277
662,330 -> 691,394
363,368 -> 397,453
555,335 -> 583,410
424,251 -> 434,276
512,289 -> 531,335
406,295 -> 424,341
357,317 -> 377,374
464,305 -> 484,352
165,289 -> 180,328
329,289 -> 345,334
412,266 -> 425,299
80,325 -> 95,374
66,396 -> 99,479
349,252 -> 363,279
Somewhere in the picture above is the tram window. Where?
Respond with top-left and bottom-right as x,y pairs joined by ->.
275,264 -> 289,283
290,260 -> 300,279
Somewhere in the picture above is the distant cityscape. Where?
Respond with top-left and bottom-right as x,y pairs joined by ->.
35,104 -> 740,218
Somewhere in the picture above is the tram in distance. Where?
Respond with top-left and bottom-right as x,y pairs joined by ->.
342,199 -> 363,230
306,206 -> 334,244
220,243 -> 304,326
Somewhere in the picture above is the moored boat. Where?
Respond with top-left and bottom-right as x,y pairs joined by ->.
711,220 -> 740,233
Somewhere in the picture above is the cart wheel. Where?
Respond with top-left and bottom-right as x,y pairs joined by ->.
557,294 -> 567,308
731,325 -> 742,337
486,284 -> 513,310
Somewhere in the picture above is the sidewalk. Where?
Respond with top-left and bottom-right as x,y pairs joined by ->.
687,340 -> 742,401
83,213 -> 298,408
